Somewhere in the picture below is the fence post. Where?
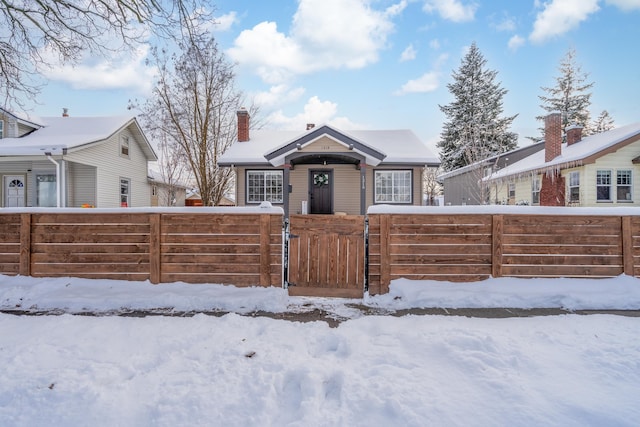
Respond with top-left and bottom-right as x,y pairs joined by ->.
492,214 -> 503,278
19,213 -> 31,276
622,216 -> 634,276
380,214 -> 391,293
149,213 -> 161,284
260,214 -> 272,286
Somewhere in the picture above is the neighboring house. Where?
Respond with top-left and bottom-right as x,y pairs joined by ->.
485,113 -> 640,207
0,108 -> 157,208
438,142 -> 545,205
218,109 -> 440,216
148,169 -> 188,207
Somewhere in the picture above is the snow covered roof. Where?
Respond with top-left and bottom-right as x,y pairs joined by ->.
218,124 -> 439,167
0,115 -> 156,160
487,122 -> 640,182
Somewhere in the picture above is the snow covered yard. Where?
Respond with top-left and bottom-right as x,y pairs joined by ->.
1,274 -> 640,426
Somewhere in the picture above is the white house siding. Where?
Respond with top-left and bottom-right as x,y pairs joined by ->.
0,160 -> 56,207
64,127 -> 151,207
66,162 -> 97,207
578,143 -> 640,207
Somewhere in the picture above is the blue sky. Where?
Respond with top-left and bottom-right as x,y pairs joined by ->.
28,0 -> 640,154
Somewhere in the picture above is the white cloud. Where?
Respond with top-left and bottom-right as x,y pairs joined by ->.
529,0 -> 599,43
267,96 -> 360,130
400,44 -> 417,62
227,0 -> 397,84
508,35 -> 526,51
254,84 -> 306,108
385,0 -> 409,16
395,72 -> 440,95
429,39 -> 441,49
492,13 -> 517,32
395,53 -> 448,95
40,46 -> 156,94
422,0 -> 478,23
606,0 -> 640,10
213,12 -> 238,31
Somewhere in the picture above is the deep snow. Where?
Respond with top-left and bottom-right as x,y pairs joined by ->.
1,274 -> 639,426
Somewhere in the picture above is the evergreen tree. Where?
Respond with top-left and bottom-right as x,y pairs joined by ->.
537,48 -> 594,138
589,110 -> 615,134
437,42 -> 518,172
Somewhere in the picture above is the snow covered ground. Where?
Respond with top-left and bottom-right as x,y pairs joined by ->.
1,274 -> 640,426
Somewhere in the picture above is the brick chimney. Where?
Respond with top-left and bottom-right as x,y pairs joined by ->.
545,112 -> 562,162
62,108 -> 69,117
566,125 -> 583,146
306,123 -> 315,130
237,108 -> 250,142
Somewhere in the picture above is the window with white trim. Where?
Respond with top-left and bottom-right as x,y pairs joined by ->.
531,178 -> 541,205
508,183 -> 516,203
120,136 -> 130,158
375,170 -> 412,203
0,120 -> 4,139
246,170 -> 283,204
36,174 -> 57,207
569,171 -> 580,203
617,170 -> 632,202
120,178 -> 130,207
596,170 -> 612,201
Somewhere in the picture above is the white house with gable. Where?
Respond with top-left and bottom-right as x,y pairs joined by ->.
485,113 -> 640,207
0,108 -> 157,208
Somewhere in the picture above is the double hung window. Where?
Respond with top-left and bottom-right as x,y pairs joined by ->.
374,170 -> 412,203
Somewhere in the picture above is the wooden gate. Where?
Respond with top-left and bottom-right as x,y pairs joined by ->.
286,215 -> 366,298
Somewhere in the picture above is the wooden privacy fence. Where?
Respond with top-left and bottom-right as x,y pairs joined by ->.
367,213 -> 640,294
0,211 -> 283,287
2,209 -> 640,296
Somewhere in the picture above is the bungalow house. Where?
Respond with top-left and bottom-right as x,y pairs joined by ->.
217,109 -> 440,216
485,112 -> 640,207
0,108 -> 157,208
438,141 -> 544,205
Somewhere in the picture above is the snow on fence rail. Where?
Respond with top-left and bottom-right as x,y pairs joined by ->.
1,208 -> 640,295
0,211 -> 283,287
367,212 -> 640,294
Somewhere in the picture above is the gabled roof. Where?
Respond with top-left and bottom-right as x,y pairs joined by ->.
487,122 -> 640,182
0,107 -> 44,129
218,124 -> 439,167
0,115 -> 157,160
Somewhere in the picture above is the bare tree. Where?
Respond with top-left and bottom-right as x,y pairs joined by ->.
155,129 -> 189,206
133,36 -> 253,206
0,0 -> 211,108
423,166 -> 442,206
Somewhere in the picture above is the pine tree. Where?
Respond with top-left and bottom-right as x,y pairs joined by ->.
537,48 -> 594,138
589,110 -> 615,134
437,42 -> 518,172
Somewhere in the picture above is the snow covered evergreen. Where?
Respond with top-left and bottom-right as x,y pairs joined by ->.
437,42 -> 517,172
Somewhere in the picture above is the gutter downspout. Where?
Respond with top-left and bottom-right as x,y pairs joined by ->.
44,152 -> 61,208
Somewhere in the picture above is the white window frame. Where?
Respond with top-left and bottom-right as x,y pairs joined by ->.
568,171 -> 580,203
596,170 -> 612,202
531,178 -> 541,205
508,183 -> 516,203
616,170 -> 632,202
120,136 -> 130,158
246,170 -> 283,204
36,173 -> 57,207
0,120 -> 4,139
374,170 -> 413,204
120,178 -> 131,207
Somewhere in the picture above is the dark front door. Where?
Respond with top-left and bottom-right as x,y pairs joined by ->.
309,170 -> 333,214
